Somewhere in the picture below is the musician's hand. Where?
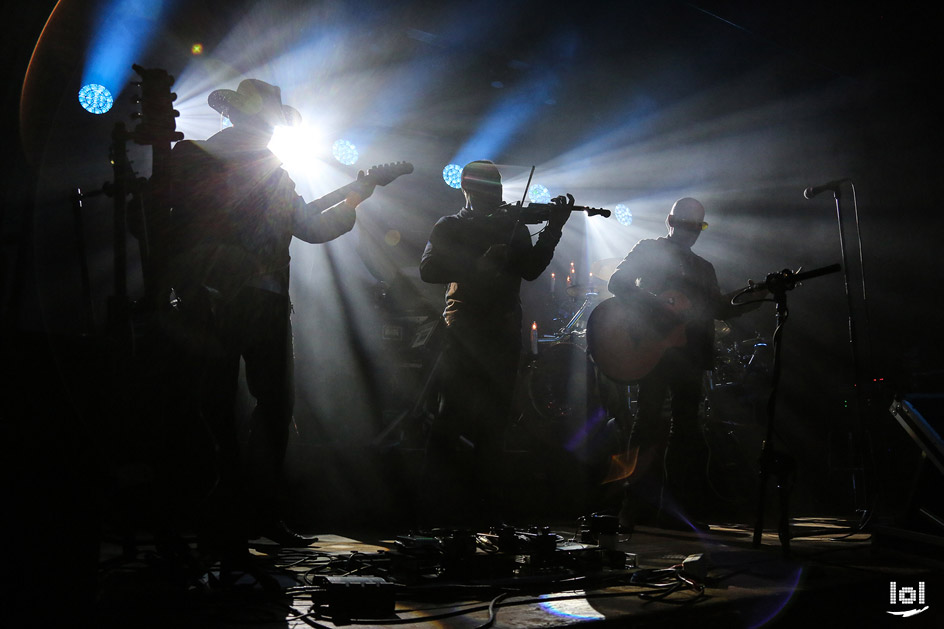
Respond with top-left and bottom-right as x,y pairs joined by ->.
346,167 -> 378,207
548,193 -> 574,230
478,244 -> 510,274
625,290 -> 682,336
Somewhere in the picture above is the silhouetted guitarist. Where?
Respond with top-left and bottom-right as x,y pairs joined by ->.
167,79 -> 410,570
589,197 -> 765,533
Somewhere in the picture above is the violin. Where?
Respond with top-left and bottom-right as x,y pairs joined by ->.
493,199 -> 611,224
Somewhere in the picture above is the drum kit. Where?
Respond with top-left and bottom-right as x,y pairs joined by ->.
709,328 -> 773,395
526,258 -> 619,426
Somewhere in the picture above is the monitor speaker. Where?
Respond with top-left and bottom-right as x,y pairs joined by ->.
875,395 -> 944,556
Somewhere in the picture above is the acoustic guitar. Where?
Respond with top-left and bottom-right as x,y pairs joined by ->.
586,289 -> 691,383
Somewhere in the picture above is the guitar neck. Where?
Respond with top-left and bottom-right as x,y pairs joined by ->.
310,163 -> 412,209
312,180 -> 361,209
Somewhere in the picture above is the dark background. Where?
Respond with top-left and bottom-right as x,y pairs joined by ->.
3,3 -> 941,612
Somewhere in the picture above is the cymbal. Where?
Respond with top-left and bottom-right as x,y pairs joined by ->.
589,258 -> 621,283
566,284 -> 587,298
715,320 -> 731,338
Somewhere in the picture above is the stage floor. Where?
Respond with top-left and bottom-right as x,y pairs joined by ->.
90,517 -> 944,628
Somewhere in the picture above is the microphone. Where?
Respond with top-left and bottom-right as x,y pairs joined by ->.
803,178 -> 851,199
746,264 -> 842,293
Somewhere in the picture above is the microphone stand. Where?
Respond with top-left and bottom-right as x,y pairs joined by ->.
827,185 -> 874,517
830,188 -> 858,369
71,187 -> 105,335
745,263 -> 841,555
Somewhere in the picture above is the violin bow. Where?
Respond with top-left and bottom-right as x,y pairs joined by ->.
507,165 -> 535,246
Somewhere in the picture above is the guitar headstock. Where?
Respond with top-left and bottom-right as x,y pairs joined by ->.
131,65 -> 184,147
363,161 -> 414,186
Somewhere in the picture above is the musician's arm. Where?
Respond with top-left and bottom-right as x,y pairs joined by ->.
290,192 -> 354,244
513,223 -> 563,281
305,177 -> 374,213
513,195 -> 571,280
608,273 -> 642,300
607,257 -> 646,300
293,175 -> 375,244
607,248 -> 683,333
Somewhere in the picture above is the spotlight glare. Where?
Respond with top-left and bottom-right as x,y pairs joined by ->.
191,43 -> 204,55
270,125 -> 324,173
332,139 -> 358,165
528,184 -> 551,204
442,163 -> 462,189
614,204 -> 633,226
78,83 -> 114,114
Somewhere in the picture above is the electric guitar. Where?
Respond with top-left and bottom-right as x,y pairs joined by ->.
131,64 -> 185,304
586,289 -> 692,383
168,161 -> 414,306
311,161 -> 414,208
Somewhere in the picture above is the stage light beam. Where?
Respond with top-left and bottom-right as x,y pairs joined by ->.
82,0 -> 167,102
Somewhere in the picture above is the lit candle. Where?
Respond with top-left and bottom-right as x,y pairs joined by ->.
570,260 -> 576,275
551,272 -> 556,293
531,322 -> 539,355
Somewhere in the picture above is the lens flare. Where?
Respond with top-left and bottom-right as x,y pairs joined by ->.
270,125 -> 324,173
384,230 -> 401,246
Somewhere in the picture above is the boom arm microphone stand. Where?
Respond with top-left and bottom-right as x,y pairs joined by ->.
739,263 -> 841,555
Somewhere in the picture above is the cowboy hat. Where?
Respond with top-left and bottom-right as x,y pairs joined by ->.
208,79 -> 302,127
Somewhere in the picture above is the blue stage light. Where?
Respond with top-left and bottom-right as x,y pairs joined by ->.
614,203 -> 633,226
81,0 -> 167,113
528,184 -> 551,204
332,139 -> 358,165
78,84 -> 114,114
442,163 -> 462,189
